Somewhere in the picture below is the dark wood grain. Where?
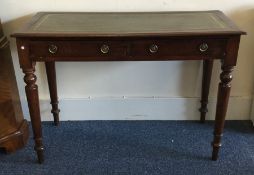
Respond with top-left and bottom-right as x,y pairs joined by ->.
211,36 -> 240,160
199,59 -> 214,123
212,65 -> 233,160
45,62 -> 60,126
16,39 -> 44,164
0,21 -> 29,153
23,65 -> 44,163
29,37 -> 227,62
11,11 -> 245,163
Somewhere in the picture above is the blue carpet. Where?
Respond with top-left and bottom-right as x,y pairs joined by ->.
0,121 -> 254,175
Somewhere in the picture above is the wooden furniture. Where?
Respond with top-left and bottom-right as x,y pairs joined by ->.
0,19 -> 29,153
11,11 -> 245,163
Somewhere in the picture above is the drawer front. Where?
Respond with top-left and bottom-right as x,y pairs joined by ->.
130,38 -> 227,60
29,41 -> 127,60
29,38 -> 227,61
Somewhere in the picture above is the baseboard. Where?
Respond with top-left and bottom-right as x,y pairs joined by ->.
20,96 -> 252,121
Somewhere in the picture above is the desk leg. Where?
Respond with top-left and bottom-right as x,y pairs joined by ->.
45,62 -> 60,126
23,66 -> 44,163
212,65 -> 233,160
199,60 -> 213,123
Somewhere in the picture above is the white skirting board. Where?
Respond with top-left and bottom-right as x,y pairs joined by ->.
21,96 -> 252,121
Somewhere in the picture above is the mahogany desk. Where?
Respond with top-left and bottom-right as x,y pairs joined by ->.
12,11 -> 245,163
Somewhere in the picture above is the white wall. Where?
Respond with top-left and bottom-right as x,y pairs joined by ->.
1,0 -> 254,121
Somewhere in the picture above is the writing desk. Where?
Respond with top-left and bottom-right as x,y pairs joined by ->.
12,11 -> 245,163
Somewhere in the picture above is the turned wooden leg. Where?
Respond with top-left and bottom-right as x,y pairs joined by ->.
45,62 -> 60,126
211,65 -> 233,160
199,59 -> 213,123
23,66 -> 44,163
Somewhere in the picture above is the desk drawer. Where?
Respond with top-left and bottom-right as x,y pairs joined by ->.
29,41 -> 127,60
29,38 -> 227,61
130,38 -> 227,59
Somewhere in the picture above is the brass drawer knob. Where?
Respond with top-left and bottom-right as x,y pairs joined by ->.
100,44 -> 110,54
199,43 -> 208,52
149,44 -> 158,53
48,44 -> 58,54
